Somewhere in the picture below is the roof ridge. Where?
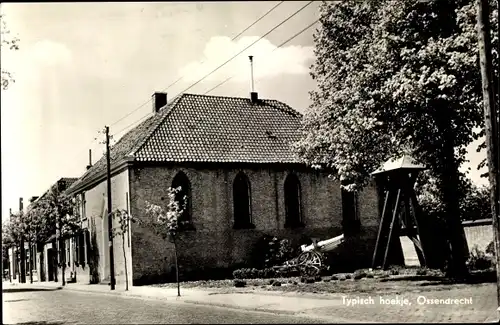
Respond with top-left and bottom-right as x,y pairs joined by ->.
130,93 -> 185,156
182,93 -> 303,118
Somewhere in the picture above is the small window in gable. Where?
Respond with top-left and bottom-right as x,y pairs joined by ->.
171,171 -> 194,230
284,173 -> 303,228
233,172 -> 254,229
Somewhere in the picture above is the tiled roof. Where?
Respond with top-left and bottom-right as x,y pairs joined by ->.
67,93 -> 303,193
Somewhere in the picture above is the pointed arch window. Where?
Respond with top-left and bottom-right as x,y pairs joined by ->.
284,173 -> 303,228
233,172 -> 254,229
171,171 -> 194,230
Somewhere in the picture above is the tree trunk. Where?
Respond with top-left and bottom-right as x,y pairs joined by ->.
439,136 -> 470,280
122,234 -> 128,291
61,239 -> 66,286
19,240 -> 26,283
173,238 -> 180,297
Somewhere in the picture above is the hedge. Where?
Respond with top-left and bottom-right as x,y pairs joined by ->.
232,267 -> 300,279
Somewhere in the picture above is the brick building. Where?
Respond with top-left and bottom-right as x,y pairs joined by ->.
64,92 -> 380,287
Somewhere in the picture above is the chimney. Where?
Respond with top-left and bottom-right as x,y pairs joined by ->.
19,197 -> 23,211
248,56 -> 258,103
152,92 -> 168,113
86,149 -> 92,170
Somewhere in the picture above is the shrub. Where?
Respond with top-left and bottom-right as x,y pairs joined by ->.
251,235 -> 299,269
305,277 -> 316,284
366,273 -> 374,279
467,246 -> 494,271
315,275 -> 322,282
345,274 -> 352,279
272,281 -> 282,287
293,281 -> 298,285
330,275 -> 339,281
323,278 -> 331,282
339,275 -> 347,281
234,279 -> 246,287
486,241 -> 495,256
416,267 -> 428,276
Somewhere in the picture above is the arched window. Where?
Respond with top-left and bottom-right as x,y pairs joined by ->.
233,172 -> 253,229
284,173 -> 303,228
171,171 -> 193,228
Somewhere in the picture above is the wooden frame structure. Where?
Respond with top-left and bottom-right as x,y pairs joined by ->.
371,155 -> 431,270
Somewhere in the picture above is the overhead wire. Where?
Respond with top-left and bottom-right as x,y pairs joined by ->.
110,1 -> 313,139
173,1 -> 313,97
204,18 -> 319,96
108,1 -> 285,129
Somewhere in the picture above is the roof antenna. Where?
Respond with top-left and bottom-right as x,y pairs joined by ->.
249,56 -> 258,103
249,55 -> 255,92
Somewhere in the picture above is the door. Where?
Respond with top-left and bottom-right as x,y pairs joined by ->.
47,248 -> 55,281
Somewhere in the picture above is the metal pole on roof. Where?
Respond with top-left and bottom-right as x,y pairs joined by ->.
249,56 -> 255,93
105,126 -> 116,290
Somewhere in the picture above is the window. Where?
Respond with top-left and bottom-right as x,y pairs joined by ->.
341,188 -> 360,234
284,174 -> 303,228
171,171 -> 193,229
233,172 -> 253,229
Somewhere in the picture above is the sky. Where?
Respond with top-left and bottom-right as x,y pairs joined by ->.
0,1 -> 488,219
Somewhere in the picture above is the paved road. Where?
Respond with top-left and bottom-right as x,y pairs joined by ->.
2,288 -> 327,324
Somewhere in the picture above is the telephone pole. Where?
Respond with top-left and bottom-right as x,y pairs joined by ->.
19,197 -> 26,283
476,0 -> 500,308
105,126 -> 116,290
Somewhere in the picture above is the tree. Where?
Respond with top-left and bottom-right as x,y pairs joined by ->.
145,187 -> 187,297
110,209 -> 135,291
295,0 -> 498,279
37,188 -> 81,286
3,211 -> 28,283
0,14 -> 20,90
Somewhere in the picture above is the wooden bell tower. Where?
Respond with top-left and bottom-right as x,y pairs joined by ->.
371,155 -> 433,270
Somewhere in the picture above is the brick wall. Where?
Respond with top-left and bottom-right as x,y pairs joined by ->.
129,165 -> 380,284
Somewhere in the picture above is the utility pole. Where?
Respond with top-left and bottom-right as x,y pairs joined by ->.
105,126 -> 116,290
476,0 -> 500,309
19,198 -> 26,283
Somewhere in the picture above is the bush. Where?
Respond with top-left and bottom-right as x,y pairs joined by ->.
272,281 -> 282,287
330,275 -> 339,281
338,275 -> 347,281
366,273 -> 374,278
251,235 -> 299,269
345,274 -> 352,279
467,246 -> 494,271
486,241 -> 495,256
416,267 -> 428,276
234,279 -> 246,287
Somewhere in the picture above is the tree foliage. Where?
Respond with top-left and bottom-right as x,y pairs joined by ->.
296,0 -> 497,189
1,14 -> 20,90
296,0 -> 498,278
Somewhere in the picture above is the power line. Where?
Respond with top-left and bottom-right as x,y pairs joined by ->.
174,1 -> 313,97
108,1 -> 285,129
110,2 -> 313,138
204,18 -> 319,95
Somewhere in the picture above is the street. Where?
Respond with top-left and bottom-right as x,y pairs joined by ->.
2,287 -> 326,324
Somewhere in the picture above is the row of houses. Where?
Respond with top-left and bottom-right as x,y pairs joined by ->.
8,91 -> 381,287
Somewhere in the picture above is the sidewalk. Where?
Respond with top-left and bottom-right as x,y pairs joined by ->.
3,280 -> 499,323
